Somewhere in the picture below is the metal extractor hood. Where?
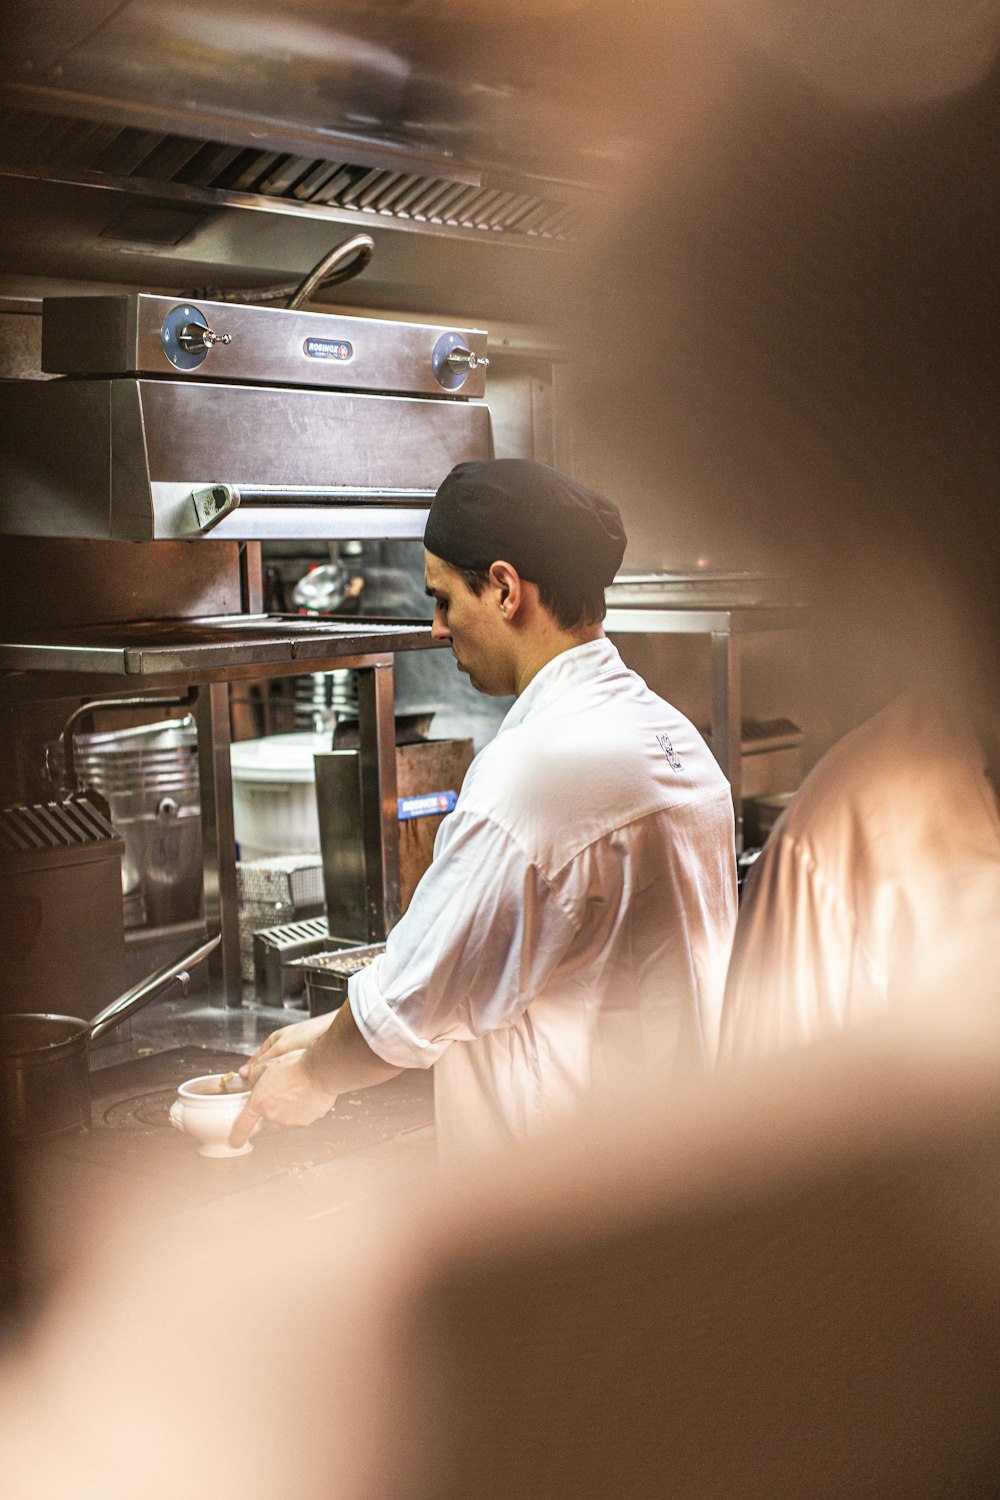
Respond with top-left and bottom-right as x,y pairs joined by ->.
0,1 -> 622,315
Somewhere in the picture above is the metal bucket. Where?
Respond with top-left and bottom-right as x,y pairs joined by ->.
60,718 -> 204,927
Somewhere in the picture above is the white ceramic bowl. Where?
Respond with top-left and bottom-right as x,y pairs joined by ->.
169,1072 -> 256,1158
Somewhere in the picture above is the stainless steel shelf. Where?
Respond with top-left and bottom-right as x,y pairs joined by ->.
604,605 -> 807,636
604,571 -> 802,611
604,593 -> 810,852
0,612 -> 438,1009
0,614 -> 436,679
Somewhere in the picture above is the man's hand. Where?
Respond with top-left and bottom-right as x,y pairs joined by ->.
231,1000 -> 403,1148
229,1049 -> 337,1149
238,1012 -> 336,1080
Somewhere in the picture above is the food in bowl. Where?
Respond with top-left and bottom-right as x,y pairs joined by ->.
185,1071 -> 245,1096
169,1072 -> 256,1158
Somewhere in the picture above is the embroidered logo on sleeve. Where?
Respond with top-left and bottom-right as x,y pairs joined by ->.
656,732 -> 683,770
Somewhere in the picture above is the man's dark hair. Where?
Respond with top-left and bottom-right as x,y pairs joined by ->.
455,565 -> 607,631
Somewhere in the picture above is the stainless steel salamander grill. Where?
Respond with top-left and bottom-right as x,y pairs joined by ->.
0,293 -> 491,542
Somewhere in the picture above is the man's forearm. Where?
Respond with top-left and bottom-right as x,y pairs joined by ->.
301,999 -> 403,1096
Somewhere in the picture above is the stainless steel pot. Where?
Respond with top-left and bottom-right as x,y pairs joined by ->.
0,934 -> 220,1140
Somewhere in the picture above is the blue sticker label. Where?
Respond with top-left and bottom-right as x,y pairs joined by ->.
303,337 -> 354,361
398,791 -> 458,821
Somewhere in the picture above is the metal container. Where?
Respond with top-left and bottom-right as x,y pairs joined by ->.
0,796 -> 127,1023
236,855 -> 325,982
58,718 -> 203,928
288,944 -> 385,1018
252,916 -> 331,1005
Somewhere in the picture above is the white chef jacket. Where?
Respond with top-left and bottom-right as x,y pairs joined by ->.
720,690 -> 1000,1062
349,638 -> 736,1157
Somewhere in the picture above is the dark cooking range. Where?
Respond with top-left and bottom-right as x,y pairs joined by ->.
19,1026 -> 435,1246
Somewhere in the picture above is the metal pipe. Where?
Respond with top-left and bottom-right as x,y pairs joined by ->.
191,232 -> 375,306
55,689 -> 198,796
285,232 -> 376,308
89,933 -> 221,1042
196,683 -> 242,1007
357,662 -> 401,937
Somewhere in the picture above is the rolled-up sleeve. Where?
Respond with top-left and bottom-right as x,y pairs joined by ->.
349,809 -> 578,1069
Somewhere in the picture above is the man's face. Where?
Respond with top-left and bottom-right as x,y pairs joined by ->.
424,550 -> 513,696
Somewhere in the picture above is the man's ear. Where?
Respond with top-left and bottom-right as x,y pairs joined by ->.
490,560 -> 523,618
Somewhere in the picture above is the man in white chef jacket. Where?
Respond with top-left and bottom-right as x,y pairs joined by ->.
232,459 -> 737,1158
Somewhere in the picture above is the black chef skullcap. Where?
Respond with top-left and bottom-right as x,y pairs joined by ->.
424,459 -> 626,589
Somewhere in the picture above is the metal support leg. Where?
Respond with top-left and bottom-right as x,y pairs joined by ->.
356,661 -> 401,937
710,629 -> 743,853
196,681 -> 242,1005
239,542 -> 263,614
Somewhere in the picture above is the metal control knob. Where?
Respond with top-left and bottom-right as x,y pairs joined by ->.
432,331 -> 490,390
445,347 -> 490,372
162,304 -> 231,370
177,323 -> 232,352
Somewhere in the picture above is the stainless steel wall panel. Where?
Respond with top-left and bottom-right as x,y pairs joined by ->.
195,681 -> 242,1006
314,664 -> 401,946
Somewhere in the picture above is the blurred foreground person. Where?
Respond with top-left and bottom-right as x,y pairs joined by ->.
560,4 -> 1000,1060
710,35 -> 1000,1057
353,995 -> 1000,1499
720,689 -> 1000,1058
7,992 -> 999,1500
234,460 -> 736,1158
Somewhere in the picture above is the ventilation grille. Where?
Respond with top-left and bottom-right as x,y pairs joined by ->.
0,106 -> 578,241
0,795 -> 119,854
253,916 -> 330,950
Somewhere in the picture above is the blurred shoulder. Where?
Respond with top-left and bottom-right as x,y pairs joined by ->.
773,689 -> 984,861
